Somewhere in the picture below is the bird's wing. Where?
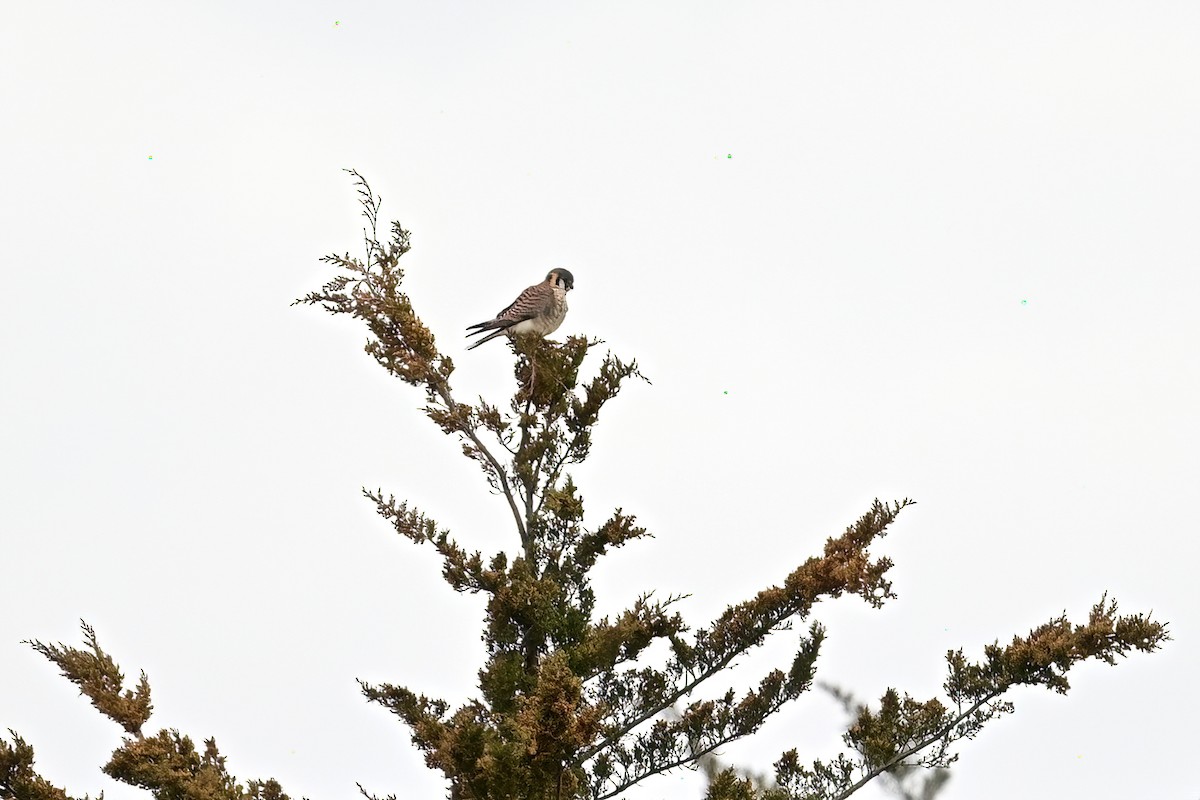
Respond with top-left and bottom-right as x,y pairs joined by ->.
465,280 -> 554,340
494,281 -> 554,322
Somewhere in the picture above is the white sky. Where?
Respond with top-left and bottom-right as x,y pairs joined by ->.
2,3 -> 1197,799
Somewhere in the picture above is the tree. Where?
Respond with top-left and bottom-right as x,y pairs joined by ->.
2,172 -> 1169,800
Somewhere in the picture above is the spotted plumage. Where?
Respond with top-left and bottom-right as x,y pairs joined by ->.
466,269 -> 574,350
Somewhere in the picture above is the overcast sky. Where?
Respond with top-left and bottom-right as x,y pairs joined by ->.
2,3 -> 1198,799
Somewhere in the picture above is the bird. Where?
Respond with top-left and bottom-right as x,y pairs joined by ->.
465,269 -> 574,350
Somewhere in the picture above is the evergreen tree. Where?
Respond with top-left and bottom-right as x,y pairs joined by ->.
2,172 -> 1169,800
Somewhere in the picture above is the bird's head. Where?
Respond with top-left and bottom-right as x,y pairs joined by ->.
549,268 -> 575,292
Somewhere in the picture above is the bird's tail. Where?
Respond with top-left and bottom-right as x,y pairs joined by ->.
465,328 -> 511,350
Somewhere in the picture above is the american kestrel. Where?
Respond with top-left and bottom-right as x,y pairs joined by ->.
465,269 -> 574,350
